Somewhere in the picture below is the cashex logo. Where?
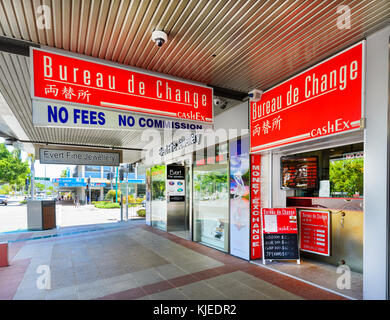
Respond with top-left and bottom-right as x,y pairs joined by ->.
36,265 -> 51,290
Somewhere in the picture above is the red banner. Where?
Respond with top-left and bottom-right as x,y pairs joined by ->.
250,154 -> 262,260
261,208 -> 298,234
250,42 -> 364,152
299,210 -> 330,256
31,48 -> 213,123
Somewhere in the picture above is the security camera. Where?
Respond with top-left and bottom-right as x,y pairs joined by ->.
213,98 -> 222,106
151,30 -> 168,47
248,89 -> 263,102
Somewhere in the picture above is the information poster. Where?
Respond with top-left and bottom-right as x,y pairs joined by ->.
166,165 -> 185,202
261,208 -> 299,261
299,209 -> 330,256
229,137 -> 250,260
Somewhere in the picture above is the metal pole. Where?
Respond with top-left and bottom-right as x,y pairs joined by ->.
88,176 -> 91,205
110,167 -> 113,190
115,166 -> 119,203
126,170 -> 129,221
30,157 -> 35,199
44,164 -> 47,197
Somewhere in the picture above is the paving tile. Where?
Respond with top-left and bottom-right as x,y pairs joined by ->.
131,268 -> 166,287
177,281 -> 228,300
153,264 -> 188,280
149,288 -> 189,300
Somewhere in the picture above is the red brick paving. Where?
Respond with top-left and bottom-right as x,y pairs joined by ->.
138,224 -> 346,300
1,223 -> 348,300
0,258 -> 30,300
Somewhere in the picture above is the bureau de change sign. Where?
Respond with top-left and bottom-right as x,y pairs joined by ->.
261,208 -> 299,263
250,41 -> 364,153
31,48 -> 213,124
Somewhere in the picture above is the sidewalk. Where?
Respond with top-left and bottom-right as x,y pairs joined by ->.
0,221 -> 346,300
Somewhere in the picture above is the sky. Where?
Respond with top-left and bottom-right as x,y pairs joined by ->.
1,137 -> 74,179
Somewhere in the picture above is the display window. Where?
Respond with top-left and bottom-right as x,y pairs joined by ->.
151,165 -> 167,231
192,142 -> 229,252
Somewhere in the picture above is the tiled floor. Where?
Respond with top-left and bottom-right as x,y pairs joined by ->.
0,220 -> 346,300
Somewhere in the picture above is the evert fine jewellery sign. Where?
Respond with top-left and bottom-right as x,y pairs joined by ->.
30,48 -> 213,124
39,148 -> 120,166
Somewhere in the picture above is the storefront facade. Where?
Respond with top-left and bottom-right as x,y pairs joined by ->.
145,24 -> 390,300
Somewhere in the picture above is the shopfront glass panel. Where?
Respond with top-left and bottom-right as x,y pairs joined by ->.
193,163 -> 229,252
151,165 -> 167,231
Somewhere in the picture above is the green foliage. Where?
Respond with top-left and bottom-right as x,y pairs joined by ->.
35,182 -> 45,191
193,170 -> 228,199
60,170 -> 67,178
329,158 -> 364,197
0,144 -> 30,187
19,200 -> 27,204
104,189 -> 121,201
0,184 -> 12,195
136,209 -> 146,217
94,201 -> 120,209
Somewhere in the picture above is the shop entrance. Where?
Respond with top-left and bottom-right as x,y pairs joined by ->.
254,141 -> 364,300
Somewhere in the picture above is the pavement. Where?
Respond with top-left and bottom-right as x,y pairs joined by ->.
0,220 -> 347,300
0,200 -> 142,233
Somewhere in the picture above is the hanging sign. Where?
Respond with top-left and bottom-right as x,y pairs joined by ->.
39,148 -> 120,166
299,209 -> 331,256
250,154 -> 262,260
261,208 -> 299,262
250,41 -> 364,152
31,48 -> 213,123
32,100 -> 212,131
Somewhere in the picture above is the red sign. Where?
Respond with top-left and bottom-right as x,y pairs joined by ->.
299,210 -> 330,256
31,48 -> 213,123
261,208 -> 298,234
250,154 -> 262,260
250,42 -> 364,152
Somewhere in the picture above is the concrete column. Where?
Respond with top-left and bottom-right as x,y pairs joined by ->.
364,26 -> 390,300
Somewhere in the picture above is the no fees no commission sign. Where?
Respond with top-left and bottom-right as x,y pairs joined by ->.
31,48 -> 213,123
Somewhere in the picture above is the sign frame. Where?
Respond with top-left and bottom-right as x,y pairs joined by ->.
250,40 -> 365,153
30,47 -> 214,125
299,209 -> 331,257
38,147 -> 121,166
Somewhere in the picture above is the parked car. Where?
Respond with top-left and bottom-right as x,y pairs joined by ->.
0,195 -> 8,206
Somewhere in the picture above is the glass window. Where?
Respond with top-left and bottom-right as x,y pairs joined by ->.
286,143 -> 364,198
193,163 -> 229,252
85,166 -> 102,179
151,165 -> 167,230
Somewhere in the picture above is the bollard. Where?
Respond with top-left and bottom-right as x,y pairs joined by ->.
0,242 -> 9,267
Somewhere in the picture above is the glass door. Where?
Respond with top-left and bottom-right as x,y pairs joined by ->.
193,163 -> 229,252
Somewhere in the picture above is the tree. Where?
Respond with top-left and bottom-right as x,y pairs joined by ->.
329,158 -> 364,197
35,182 -> 45,191
60,169 -> 67,178
0,143 -> 30,188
